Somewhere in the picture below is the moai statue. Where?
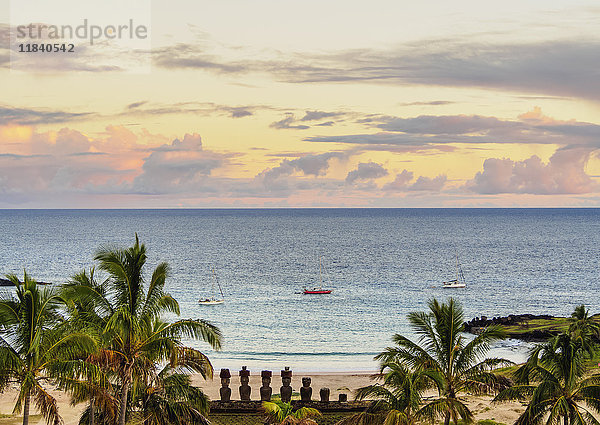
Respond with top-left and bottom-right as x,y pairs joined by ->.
219,368 -> 231,402
300,377 -> 312,402
239,366 -> 251,401
319,387 -> 330,402
280,367 -> 293,403
260,370 -> 273,401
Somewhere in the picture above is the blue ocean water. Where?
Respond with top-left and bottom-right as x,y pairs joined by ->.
1,208 -> 599,372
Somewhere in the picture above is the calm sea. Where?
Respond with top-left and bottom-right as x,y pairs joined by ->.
1,209 -> 599,372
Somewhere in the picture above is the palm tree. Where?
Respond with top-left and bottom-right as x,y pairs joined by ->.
568,305 -> 600,356
138,362 -> 211,425
0,272 -> 96,425
71,235 -> 222,425
262,400 -> 322,425
337,361 -> 429,425
376,298 -> 509,425
61,268 -> 116,425
495,333 -> 600,425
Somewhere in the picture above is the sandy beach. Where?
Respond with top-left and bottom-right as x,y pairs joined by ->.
0,372 -> 525,425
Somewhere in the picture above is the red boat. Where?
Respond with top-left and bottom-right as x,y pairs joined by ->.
302,257 -> 333,294
303,288 -> 332,295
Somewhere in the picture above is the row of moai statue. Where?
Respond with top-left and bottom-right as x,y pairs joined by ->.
219,366 -> 345,403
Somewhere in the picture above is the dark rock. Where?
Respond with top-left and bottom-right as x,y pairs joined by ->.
0,278 -> 51,286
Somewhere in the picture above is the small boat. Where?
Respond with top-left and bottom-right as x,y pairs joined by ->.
199,268 -> 225,305
443,254 -> 467,288
303,256 -> 333,295
303,288 -> 332,295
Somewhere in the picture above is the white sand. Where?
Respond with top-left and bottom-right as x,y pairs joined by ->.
0,373 -> 525,425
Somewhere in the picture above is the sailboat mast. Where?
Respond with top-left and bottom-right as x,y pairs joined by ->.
319,256 -> 323,286
455,253 -> 459,281
212,267 -> 224,300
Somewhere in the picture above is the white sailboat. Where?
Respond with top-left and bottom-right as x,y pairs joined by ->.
303,256 -> 333,294
199,268 -> 225,305
442,254 -> 467,288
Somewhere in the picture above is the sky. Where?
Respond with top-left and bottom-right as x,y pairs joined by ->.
1,0 -> 600,208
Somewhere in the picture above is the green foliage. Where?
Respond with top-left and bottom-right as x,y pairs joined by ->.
373,298 -> 510,425
568,305 -> 600,357
62,235 -> 222,425
338,362 -> 429,425
494,333 -> 600,425
0,272 -> 96,425
263,399 -> 322,424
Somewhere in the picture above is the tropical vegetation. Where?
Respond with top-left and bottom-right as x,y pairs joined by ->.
343,298 -> 510,425
0,272 -> 96,425
337,361 -> 429,425
494,305 -> 600,425
0,235 -> 222,425
263,399 -> 322,425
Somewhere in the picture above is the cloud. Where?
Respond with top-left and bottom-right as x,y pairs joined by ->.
300,110 -> 344,122
305,108 -> 600,152
153,43 -> 247,73
121,101 -> 262,119
132,133 -> 226,194
256,152 -> 347,192
384,170 -> 413,190
270,113 -> 310,130
410,175 -> 447,191
153,38 -> 600,101
465,147 -> 596,194
400,101 -> 455,106
345,162 -> 388,184
30,128 -> 91,156
384,170 -> 447,191
0,106 -> 91,125
376,115 -> 513,135
127,101 -> 148,109
270,110 -> 352,130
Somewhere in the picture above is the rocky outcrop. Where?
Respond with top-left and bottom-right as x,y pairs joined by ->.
0,278 -> 52,286
465,314 -> 560,341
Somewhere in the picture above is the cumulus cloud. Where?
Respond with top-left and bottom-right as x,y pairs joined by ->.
465,147 -> 596,194
256,152 -> 347,191
384,170 -> 447,191
30,128 -> 91,156
345,162 -> 388,184
410,175 -> 448,191
132,134 -> 226,194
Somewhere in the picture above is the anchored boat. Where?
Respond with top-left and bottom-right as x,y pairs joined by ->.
199,268 -> 225,305
443,254 -> 467,288
303,256 -> 333,294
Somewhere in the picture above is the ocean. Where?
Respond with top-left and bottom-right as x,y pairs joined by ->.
1,208 -> 599,372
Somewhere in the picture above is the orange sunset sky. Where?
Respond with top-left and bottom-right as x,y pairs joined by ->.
1,0 -> 600,208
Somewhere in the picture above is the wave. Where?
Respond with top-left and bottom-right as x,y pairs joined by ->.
218,351 -> 379,357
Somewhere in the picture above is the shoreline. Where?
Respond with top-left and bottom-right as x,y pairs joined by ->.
0,370 -> 526,425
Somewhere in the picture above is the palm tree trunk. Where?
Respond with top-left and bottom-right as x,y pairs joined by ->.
22,392 -> 30,425
563,416 -> 568,425
89,396 -> 95,425
118,376 -> 130,425
444,412 -> 450,425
